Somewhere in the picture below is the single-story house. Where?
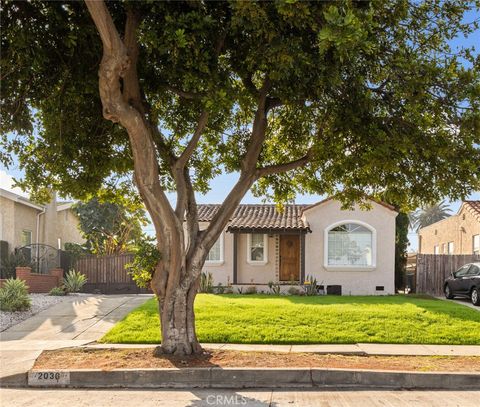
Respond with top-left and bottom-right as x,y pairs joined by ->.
200,198 -> 397,295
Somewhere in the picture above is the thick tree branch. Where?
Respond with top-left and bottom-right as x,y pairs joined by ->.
201,78 -> 272,252
122,8 -> 145,114
256,150 -> 312,178
85,1 -> 183,289
164,85 -> 205,100
176,110 -> 209,170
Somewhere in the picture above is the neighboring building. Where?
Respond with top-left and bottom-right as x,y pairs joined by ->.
200,198 -> 397,295
418,201 -> 480,255
0,188 -> 84,255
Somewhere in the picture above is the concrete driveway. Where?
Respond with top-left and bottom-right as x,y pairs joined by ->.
436,296 -> 480,311
0,294 -> 150,385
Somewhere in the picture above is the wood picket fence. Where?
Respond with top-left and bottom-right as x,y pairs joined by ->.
74,253 -> 151,294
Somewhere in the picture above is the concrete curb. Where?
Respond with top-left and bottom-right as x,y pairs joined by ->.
23,368 -> 480,390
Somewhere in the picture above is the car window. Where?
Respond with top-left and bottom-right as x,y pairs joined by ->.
466,265 -> 480,276
455,265 -> 471,277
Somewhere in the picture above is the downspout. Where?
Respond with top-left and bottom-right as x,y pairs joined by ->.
36,208 -> 45,245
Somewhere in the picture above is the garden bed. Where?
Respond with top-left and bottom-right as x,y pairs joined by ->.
34,348 -> 480,372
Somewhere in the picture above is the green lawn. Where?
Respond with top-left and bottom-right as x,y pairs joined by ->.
101,294 -> 480,345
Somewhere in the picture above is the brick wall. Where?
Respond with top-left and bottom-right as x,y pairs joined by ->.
15,267 -> 64,293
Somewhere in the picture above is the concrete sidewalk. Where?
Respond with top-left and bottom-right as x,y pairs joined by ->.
86,342 -> 480,356
0,295 -> 150,385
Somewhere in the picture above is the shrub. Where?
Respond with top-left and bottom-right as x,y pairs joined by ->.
63,270 -> 87,293
215,283 -> 225,294
268,281 -> 281,295
237,287 -> 243,294
126,240 -> 161,288
49,286 -> 66,296
0,251 -> 32,279
287,286 -> 302,296
0,278 -> 31,311
199,272 -> 214,293
244,286 -> 257,295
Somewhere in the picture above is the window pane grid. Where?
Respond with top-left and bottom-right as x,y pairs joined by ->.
328,223 -> 372,266
250,234 -> 265,261
207,237 -> 221,261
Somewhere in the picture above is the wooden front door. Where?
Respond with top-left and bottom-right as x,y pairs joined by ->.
279,235 -> 300,281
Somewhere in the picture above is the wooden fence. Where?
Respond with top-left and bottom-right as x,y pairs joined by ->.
74,253 -> 151,294
416,254 -> 480,296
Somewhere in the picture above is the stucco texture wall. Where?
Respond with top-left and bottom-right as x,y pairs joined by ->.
303,200 -> 397,295
12,202 -> 39,248
56,209 -> 85,249
419,205 -> 480,254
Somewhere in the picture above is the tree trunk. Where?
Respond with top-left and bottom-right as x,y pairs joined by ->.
153,262 -> 203,356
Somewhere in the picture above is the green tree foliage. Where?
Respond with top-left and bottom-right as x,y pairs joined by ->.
126,239 -> 161,289
409,200 -> 452,231
1,1 -> 478,208
395,212 -> 410,290
73,193 -> 147,255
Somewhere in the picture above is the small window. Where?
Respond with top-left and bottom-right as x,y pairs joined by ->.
247,233 -> 267,264
375,286 -> 385,291
206,234 -> 223,263
21,230 -> 32,246
447,242 -> 454,255
473,235 -> 480,255
434,245 -> 439,255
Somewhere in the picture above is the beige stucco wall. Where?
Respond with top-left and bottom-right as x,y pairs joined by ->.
56,209 -> 85,249
0,195 -> 84,252
419,205 -> 480,254
303,200 -> 397,295
0,196 -> 16,248
201,221 -> 234,286
13,202 -> 40,248
236,233 -> 277,284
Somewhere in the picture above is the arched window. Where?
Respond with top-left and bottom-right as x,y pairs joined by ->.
325,222 -> 376,268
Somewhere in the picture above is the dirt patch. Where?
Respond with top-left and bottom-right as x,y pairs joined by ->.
34,348 -> 480,372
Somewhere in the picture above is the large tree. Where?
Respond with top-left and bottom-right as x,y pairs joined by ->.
1,1 -> 479,355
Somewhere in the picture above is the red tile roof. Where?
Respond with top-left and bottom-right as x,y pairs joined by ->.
197,204 -> 310,231
463,201 -> 480,221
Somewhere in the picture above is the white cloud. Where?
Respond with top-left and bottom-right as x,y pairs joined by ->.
0,170 -> 28,197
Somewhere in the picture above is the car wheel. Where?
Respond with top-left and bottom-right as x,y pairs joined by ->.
445,284 -> 454,299
471,288 -> 480,306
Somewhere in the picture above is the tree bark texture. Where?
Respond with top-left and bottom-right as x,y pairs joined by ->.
85,0 -> 311,355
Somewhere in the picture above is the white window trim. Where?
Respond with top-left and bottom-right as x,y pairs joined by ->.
247,233 -> 268,265
324,220 -> 377,271
205,232 -> 224,265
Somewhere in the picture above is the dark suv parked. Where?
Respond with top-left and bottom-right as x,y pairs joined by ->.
444,263 -> 480,306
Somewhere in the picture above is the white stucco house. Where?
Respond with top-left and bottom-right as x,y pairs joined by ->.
200,198 -> 398,295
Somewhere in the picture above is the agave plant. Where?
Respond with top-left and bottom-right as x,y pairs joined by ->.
63,270 -> 87,293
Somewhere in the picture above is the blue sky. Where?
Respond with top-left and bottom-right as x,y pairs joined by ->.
1,5 -> 479,252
